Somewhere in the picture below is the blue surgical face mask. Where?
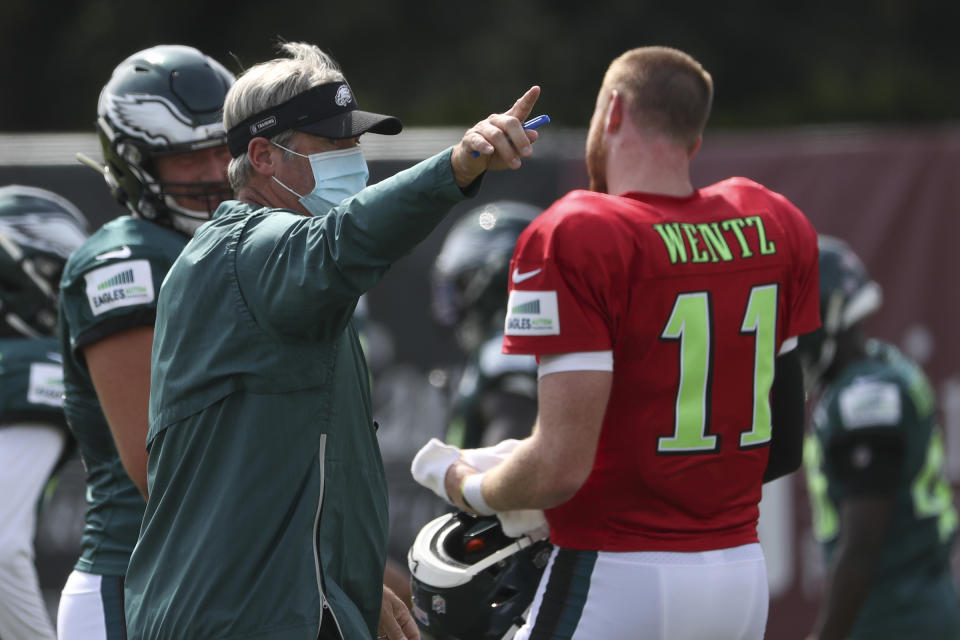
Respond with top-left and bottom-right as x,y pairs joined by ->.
271,143 -> 369,216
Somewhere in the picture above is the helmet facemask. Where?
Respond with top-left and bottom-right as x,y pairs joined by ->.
100,120 -> 232,236
139,148 -> 232,235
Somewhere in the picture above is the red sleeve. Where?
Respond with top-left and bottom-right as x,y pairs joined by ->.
502,194 -> 617,356
777,196 -> 821,340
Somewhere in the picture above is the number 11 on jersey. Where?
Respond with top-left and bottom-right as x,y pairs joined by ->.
658,285 -> 778,454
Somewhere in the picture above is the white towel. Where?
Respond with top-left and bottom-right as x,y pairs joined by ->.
411,438 -> 549,537
409,438 -> 462,503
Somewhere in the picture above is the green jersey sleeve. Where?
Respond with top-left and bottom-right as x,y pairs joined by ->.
59,217 -> 187,353
0,337 -> 67,428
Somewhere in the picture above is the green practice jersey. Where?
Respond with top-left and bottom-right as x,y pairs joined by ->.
125,149 -> 474,640
0,337 -> 67,429
804,340 -> 960,639
58,216 -> 188,575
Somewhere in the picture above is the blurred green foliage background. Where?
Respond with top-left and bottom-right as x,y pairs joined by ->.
2,0 -> 956,131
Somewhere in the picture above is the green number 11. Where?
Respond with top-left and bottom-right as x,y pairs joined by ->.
658,285 -> 778,454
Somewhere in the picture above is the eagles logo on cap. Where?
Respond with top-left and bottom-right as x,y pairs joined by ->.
334,85 -> 352,107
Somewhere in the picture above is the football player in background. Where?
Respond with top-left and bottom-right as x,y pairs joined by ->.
373,202 -> 543,607
56,44 -> 233,639
398,202 -> 543,638
0,185 -> 89,640
802,235 -> 960,640
431,200 -> 541,450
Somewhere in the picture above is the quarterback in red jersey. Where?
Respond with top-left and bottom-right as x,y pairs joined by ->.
444,46 -> 819,639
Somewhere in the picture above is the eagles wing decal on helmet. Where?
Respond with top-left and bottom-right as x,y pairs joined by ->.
0,214 -> 90,260
103,93 -> 226,147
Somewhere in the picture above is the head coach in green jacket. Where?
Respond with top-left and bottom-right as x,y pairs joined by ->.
122,41 -> 541,640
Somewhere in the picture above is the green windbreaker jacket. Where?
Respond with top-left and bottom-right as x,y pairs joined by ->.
125,149 -> 475,640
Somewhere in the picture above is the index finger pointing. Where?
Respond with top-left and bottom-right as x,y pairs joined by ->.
504,85 -> 541,122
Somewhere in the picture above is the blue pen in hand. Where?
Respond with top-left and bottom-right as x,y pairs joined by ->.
472,114 -> 551,157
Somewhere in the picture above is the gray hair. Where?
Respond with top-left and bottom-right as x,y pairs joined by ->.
225,42 -> 345,190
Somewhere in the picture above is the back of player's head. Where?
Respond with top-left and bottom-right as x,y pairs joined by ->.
431,200 -> 541,352
96,44 -> 235,233
0,185 -> 90,337
797,234 -> 883,382
603,46 -> 713,151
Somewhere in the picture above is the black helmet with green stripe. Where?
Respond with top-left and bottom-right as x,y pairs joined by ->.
0,185 -> 90,337
797,235 -> 883,383
94,44 -> 234,235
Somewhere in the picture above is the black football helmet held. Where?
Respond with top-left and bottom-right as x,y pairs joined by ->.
93,44 -> 235,235
432,201 -> 541,352
797,234 -> 883,384
408,511 -> 552,640
0,185 -> 90,337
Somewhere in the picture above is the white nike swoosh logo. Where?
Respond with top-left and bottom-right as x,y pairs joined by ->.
95,245 -> 132,261
512,268 -> 542,283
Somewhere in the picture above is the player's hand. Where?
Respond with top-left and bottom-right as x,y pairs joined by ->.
377,585 -> 419,640
450,86 -> 541,187
444,458 -> 480,513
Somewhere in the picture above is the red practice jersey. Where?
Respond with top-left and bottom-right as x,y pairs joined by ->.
503,179 -> 820,552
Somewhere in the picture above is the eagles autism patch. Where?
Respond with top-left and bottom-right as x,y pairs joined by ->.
28,362 -> 64,407
504,290 -> 560,336
83,259 -> 155,316
839,380 -> 901,429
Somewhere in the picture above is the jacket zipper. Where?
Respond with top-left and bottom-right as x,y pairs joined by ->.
313,434 -> 344,639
